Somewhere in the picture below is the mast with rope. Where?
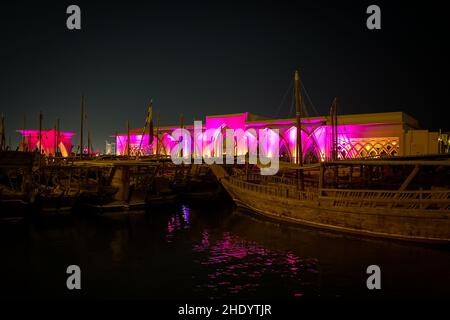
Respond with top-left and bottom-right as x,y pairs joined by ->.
22,114 -> 26,152
88,130 -> 92,157
330,97 -> 338,161
56,118 -> 60,157
156,111 -> 160,159
294,70 -> 304,190
53,120 -> 57,157
179,114 -> 184,159
126,120 -> 130,157
114,130 -> 118,156
137,100 -> 153,158
38,111 -> 43,183
79,95 -> 85,158
0,114 -> 5,152
38,111 -> 43,156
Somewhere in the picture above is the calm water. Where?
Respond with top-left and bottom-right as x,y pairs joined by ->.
1,198 -> 450,300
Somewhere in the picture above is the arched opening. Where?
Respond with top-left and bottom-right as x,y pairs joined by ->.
303,144 -> 319,164
279,139 -> 291,162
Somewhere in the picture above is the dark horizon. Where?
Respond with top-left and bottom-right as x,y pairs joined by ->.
1,0 -> 449,151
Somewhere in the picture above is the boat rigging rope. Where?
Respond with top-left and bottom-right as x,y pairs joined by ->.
285,79 -> 319,118
301,80 -> 320,117
274,75 -> 321,119
274,79 -> 293,118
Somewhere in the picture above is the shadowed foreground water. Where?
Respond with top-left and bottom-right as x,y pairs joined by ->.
1,199 -> 450,300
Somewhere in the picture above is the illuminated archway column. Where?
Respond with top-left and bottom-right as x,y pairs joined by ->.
285,126 -> 312,163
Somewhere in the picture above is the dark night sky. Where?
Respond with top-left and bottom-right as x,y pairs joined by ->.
0,0 -> 448,151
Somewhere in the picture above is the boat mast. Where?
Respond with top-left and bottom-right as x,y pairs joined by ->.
330,97 -> 338,161
126,120 -> 130,157
180,114 -> 184,159
88,130 -> 92,157
334,98 -> 338,160
80,95 -> 85,158
294,70 -> 304,190
56,118 -> 60,156
137,100 -> 153,158
38,111 -> 43,182
22,114 -> 26,151
38,111 -> 43,156
53,121 -> 56,157
156,111 -> 160,159
0,114 -> 5,151
115,130 -> 118,156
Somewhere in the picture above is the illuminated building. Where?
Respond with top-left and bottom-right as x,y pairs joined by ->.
116,111 -> 441,162
17,129 -> 75,157
105,140 -> 116,155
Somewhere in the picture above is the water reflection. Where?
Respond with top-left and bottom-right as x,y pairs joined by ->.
166,206 -> 191,242
110,229 -> 128,264
181,205 -> 190,225
1,200 -> 450,300
190,231 -> 319,298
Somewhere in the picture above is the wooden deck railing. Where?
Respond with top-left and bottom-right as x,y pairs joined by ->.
319,188 -> 450,211
227,175 -> 450,211
228,176 -> 316,201
240,174 -> 317,187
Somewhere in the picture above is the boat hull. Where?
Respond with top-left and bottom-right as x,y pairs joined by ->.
221,178 -> 450,244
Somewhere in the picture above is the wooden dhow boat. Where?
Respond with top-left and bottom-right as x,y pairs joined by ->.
212,160 -> 450,244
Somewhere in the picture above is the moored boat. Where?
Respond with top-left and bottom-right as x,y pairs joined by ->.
146,176 -> 177,207
212,160 -> 450,244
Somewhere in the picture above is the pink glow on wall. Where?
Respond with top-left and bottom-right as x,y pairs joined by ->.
116,134 -> 156,156
205,113 -> 248,131
17,129 -> 75,157
239,130 -> 257,157
312,126 -> 327,161
259,128 -> 279,158
283,125 -> 352,161
193,132 -> 204,159
161,133 -> 177,156
116,133 -> 180,156
284,126 -> 309,161
200,125 -> 232,158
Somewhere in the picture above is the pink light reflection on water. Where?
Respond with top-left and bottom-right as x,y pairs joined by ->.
166,208 -> 191,242
192,231 -> 319,298
181,205 -> 190,225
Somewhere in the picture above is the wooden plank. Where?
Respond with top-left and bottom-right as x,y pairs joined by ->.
398,165 -> 420,191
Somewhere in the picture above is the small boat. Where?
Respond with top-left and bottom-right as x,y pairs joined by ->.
34,186 -> 79,214
84,200 -> 146,213
0,198 -> 28,222
174,168 -> 222,201
146,176 -> 177,207
77,184 -> 147,213
179,180 -> 222,201
0,151 -> 35,220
